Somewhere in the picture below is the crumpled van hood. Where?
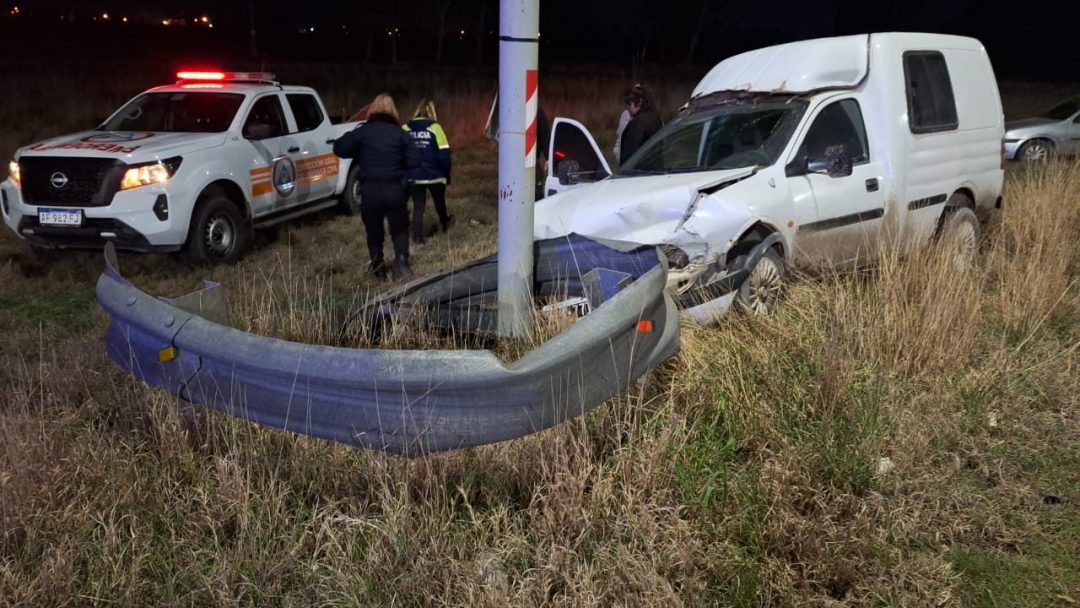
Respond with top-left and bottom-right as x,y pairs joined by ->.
534,168 -> 757,260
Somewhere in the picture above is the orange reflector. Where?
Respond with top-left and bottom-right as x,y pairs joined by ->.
158,346 -> 178,363
636,319 -> 654,333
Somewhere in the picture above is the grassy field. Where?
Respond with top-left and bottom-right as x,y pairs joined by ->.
1,63 -> 1078,606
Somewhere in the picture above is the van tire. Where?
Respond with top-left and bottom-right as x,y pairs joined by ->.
937,207 -> 980,270
338,165 -> 362,216
185,188 -> 250,266
734,247 -> 785,315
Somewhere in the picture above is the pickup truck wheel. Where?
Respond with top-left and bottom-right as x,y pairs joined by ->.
186,192 -> 249,265
734,247 -> 785,315
938,207 -> 980,270
338,165 -> 362,216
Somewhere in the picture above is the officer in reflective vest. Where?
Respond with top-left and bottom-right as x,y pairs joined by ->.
403,99 -> 453,245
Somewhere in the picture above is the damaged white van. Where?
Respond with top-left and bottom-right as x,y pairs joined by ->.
535,33 -> 1005,320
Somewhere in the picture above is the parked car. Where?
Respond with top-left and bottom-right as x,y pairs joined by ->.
1003,95 -> 1080,162
536,32 -> 1005,322
2,70 -> 365,264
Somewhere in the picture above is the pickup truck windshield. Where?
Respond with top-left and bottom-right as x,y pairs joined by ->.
100,92 -> 245,133
619,100 -> 807,175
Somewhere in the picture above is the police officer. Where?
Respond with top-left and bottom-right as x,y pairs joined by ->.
333,93 -> 420,279
404,99 -> 453,244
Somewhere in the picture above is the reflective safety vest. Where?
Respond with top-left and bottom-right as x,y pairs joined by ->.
403,118 -> 452,185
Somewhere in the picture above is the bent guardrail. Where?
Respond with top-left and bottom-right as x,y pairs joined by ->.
96,235 -> 679,456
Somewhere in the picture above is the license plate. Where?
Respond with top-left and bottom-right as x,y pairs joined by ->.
38,208 -> 83,227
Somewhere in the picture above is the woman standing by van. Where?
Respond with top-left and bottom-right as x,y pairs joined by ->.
333,93 -> 420,279
404,99 -> 453,245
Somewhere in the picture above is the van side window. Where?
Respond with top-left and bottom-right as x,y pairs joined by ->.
286,94 -> 325,133
243,95 -> 287,140
796,99 -> 870,169
903,51 -> 959,133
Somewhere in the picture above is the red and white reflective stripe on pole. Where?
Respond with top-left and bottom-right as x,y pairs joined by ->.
524,69 -> 538,169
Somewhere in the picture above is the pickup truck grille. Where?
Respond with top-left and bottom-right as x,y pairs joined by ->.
19,157 -> 125,207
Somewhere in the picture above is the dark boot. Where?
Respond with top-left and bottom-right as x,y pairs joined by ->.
441,214 -> 456,233
370,257 -> 388,280
394,253 -> 413,280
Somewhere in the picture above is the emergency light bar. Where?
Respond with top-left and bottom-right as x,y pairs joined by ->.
176,70 -> 277,84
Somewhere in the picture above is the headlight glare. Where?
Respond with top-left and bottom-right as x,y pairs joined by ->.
120,157 -> 182,191
8,160 -> 20,188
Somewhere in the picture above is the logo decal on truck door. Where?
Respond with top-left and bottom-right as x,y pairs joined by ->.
272,156 -> 297,197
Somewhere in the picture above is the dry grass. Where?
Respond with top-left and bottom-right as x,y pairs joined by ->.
1,64 -> 1079,606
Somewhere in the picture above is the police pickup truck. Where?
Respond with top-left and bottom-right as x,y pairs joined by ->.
2,70 -> 364,264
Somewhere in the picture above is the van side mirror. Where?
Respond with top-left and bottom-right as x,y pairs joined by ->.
785,156 -> 810,177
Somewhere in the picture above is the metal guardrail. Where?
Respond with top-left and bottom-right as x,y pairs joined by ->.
96,235 -> 679,456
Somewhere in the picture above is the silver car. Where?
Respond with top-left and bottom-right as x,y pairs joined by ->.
1004,96 -> 1080,162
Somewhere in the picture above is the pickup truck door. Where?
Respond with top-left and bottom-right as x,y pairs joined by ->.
242,93 -> 308,215
283,92 -> 339,202
785,98 -> 885,269
545,118 -> 612,197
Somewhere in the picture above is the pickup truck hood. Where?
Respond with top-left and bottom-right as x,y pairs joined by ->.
17,131 -> 228,161
534,168 -> 758,260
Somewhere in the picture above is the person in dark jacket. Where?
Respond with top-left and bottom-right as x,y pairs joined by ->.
404,99 -> 453,245
333,93 -> 421,279
619,86 -> 663,165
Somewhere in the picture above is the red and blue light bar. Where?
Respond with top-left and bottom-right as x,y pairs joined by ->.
176,70 -> 277,83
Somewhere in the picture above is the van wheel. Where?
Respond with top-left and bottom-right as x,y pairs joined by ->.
734,247 -> 785,315
937,207 -> 980,270
338,165 -> 362,216
1017,139 -> 1053,163
185,189 -> 250,265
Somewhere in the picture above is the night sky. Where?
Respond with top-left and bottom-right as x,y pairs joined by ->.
3,0 -> 1078,81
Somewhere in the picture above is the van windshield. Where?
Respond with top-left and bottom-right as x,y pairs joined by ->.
101,92 -> 245,133
1040,96 -> 1080,121
619,100 -> 807,175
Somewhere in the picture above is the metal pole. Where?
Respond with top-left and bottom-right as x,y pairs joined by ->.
497,0 -> 540,338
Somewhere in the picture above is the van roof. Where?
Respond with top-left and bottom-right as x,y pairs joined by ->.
691,32 -> 986,98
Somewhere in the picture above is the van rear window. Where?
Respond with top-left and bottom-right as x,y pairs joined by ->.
903,51 -> 959,134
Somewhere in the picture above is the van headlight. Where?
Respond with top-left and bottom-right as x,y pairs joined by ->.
120,157 -> 182,190
7,159 -> 20,188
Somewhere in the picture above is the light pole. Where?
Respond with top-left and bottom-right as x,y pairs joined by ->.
496,0 -> 540,338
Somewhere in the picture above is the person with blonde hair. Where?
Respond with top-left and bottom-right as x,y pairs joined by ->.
403,98 -> 453,244
333,93 -> 420,279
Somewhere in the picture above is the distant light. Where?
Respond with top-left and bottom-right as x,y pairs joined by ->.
208,23 -> 213,28
162,19 -> 170,26
459,29 -> 465,35
200,16 -> 209,23
10,5 -> 19,16
101,12 -> 109,20
122,16 -> 128,23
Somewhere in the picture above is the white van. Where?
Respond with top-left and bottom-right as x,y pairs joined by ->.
535,33 -> 1005,320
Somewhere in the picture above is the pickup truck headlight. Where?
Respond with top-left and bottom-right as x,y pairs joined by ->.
120,157 -> 182,191
7,160 -> 19,188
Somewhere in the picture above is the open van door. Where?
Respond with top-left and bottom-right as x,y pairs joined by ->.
546,118 -> 612,197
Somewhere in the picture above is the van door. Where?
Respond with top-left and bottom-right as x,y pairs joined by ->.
546,118 -> 612,197
242,93 -> 305,216
285,93 -> 339,202
786,98 -> 886,269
